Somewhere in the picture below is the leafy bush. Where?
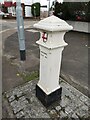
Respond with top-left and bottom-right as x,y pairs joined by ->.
54,2 -> 70,20
54,2 -> 90,22
31,2 -> 40,17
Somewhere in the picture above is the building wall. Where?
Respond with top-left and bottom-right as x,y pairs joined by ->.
1,0 -> 49,18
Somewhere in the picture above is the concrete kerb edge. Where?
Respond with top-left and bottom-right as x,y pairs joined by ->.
60,71 -> 90,98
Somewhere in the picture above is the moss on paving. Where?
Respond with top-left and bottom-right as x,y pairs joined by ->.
20,71 -> 39,82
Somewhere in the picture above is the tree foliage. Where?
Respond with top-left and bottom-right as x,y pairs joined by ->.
54,2 -> 90,22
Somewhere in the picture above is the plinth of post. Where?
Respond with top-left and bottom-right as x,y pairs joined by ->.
34,15 -> 73,107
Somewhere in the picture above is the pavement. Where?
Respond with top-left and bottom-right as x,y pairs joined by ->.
2,19 -> 90,119
2,78 -> 90,119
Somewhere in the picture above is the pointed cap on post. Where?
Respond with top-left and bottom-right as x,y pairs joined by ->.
34,15 -> 73,32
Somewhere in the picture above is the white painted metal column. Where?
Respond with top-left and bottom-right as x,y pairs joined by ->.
34,15 -> 73,107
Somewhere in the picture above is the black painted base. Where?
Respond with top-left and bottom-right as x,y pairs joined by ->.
20,50 -> 26,61
36,84 -> 62,107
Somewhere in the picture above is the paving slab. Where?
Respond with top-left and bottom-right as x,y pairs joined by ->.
2,78 -> 90,119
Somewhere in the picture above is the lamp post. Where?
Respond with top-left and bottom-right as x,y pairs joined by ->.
47,0 -> 50,16
16,0 -> 26,61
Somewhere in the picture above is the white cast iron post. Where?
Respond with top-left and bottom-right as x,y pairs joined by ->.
34,15 -> 73,107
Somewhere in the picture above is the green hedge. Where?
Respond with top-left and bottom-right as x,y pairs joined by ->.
54,2 -> 90,22
31,2 -> 40,17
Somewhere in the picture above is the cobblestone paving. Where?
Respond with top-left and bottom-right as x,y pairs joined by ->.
4,78 -> 90,119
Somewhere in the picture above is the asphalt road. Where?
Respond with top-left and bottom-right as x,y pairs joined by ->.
62,31 -> 88,95
0,19 -> 17,31
0,19 -> 37,31
2,20 -> 39,93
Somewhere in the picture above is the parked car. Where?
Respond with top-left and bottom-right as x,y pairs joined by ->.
0,11 -> 5,18
0,11 -> 5,16
4,13 -> 9,18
